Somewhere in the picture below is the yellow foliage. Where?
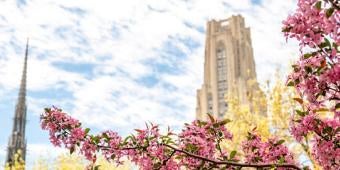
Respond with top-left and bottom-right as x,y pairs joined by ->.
32,154 -> 132,170
5,150 -> 25,170
54,154 -> 86,170
222,84 -> 270,154
95,157 -> 131,170
269,75 -> 297,140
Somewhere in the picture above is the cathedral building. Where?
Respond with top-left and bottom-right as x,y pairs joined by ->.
196,15 -> 264,120
6,39 -> 29,167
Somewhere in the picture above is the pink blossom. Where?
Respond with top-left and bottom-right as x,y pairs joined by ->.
312,137 -> 340,170
80,138 -> 97,162
242,132 -> 295,166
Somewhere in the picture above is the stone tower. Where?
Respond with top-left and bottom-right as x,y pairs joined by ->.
6,39 -> 29,166
196,15 -> 263,120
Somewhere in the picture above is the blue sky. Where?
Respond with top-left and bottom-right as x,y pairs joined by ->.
0,0 -> 300,169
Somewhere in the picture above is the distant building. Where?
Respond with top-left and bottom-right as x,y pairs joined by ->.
196,15 -> 264,120
6,39 -> 29,167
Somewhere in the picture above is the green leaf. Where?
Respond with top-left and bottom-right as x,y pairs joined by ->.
315,1 -> 322,10
44,108 -> 51,113
186,143 -> 198,152
304,66 -> 313,73
214,119 -> 232,127
293,98 -> 303,104
287,81 -> 294,86
303,53 -> 313,59
315,108 -> 328,112
134,129 -> 144,133
92,136 -> 100,144
123,136 -> 132,142
85,128 -> 90,134
275,140 -> 285,146
102,132 -> 109,140
217,131 -> 223,137
278,156 -> 285,164
319,42 -> 328,48
294,78 -> 300,85
282,26 -> 292,32
94,165 -> 101,170
335,103 -> 340,109
294,119 -> 301,123
296,110 -> 308,117
221,118 -> 231,125
322,126 -> 332,134
229,150 -> 237,159
326,7 -> 334,18
207,113 -> 215,123
70,146 -> 75,154
324,38 -> 331,49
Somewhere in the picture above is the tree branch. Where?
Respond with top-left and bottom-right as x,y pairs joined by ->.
163,144 -> 302,170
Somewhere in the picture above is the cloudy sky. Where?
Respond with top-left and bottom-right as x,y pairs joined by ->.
0,0 -> 300,168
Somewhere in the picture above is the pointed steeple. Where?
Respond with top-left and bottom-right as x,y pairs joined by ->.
6,39 -> 29,167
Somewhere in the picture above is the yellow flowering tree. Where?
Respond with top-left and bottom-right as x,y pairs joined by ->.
222,80 -> 270,155
32,154 -> 132,170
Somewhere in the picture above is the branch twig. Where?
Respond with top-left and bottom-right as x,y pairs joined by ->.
163,144 -> 302,170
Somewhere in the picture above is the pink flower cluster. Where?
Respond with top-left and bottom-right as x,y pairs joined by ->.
283,0 -> 339,47
178,119 -> 233,168
40,107 -> 84,149
123,125 -> 178,170
290,113 -> 316,142
99,131 -> 123,164
290,112 -> 340,169
283,0 -> 339,169
242,132 -> 295,167
283,0 -> 339,112
81,138 -> 97,162
312,137 -> 340,169
310,118 -> 340,169
40,107 -> 98,162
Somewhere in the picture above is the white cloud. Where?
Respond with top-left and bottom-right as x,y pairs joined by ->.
0,55 -> 86,91
0,0 -> 300,127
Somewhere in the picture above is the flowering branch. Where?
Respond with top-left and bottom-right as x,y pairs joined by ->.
163,144 -> 302,170
41,107 -> 301,169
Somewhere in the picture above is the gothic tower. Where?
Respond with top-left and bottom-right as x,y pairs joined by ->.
196,15 -> 264,120
6,39 -> 29,166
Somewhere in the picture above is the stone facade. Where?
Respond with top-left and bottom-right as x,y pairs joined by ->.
196,15 -> 263,120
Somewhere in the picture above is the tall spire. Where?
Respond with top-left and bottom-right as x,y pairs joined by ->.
6,39 -> 29,167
